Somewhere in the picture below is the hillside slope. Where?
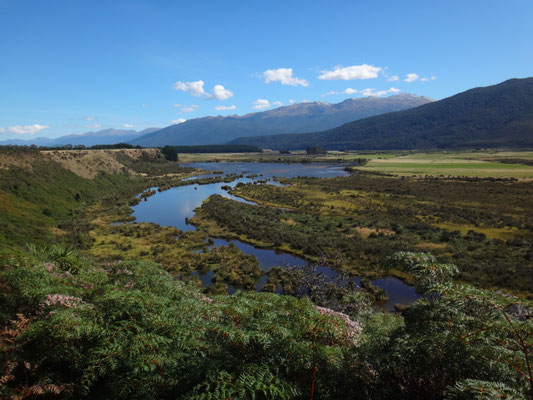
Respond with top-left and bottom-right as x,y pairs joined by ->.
131,94 -> 432,146
0,148 -> 185,246
42,148 -> 163,179
231,78 -> 533,150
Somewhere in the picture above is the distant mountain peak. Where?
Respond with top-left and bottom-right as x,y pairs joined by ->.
391,93 -> 434,101
230,77 -> 533,150
0,127 -> 160,147
131,94 -> 432,147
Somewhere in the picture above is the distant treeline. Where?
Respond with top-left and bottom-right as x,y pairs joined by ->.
1,143 -> 261,153
87,143 -> 142,149
0,143 -> 142,151
161,144 -> 261,153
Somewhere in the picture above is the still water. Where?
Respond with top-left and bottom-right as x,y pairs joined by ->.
132,162 -> 421,310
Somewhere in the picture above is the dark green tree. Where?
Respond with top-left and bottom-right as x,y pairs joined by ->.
161,146 -> 179,161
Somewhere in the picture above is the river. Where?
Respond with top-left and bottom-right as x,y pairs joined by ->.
132,162 -> 421,311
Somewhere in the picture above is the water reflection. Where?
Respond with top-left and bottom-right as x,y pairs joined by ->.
132,162 -> 421,309
208,238 -> 307,271
185,161 -> 350,180
133,178 -> 255,231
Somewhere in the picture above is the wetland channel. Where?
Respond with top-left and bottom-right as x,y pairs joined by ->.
132,162 -> 420,311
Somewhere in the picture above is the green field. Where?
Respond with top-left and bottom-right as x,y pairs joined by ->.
356,151 -> 533,178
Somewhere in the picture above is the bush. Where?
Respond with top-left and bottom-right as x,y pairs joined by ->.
0,251 -> 355,399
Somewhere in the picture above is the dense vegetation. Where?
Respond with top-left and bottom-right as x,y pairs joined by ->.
0,147 -> 195,247
0,147 -> 264,292
1,147 -> 532,398
161,146 -> 179,161
161,144 -> 261,154
231,77 -> 533,150
113,151 -> 192,176
0,143 -> 142,151
1,249 -> 531,399
193,171 -> 533,294
0,150 -> 144,247
86,143 -> 142,150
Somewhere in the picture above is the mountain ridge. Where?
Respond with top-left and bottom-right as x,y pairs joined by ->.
0,128 -> 160,147
131,94 -> 433,147
230,78 -> 533,150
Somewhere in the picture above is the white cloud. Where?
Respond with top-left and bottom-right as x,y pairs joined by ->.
273,101 -> 283,107
421,76 -> 437,82
175,104 -> 200,113
172,80 -> 206,97
173,81 -> 235,100
252,99 -> 271,110
360,87 -> 402,97
359,88 -> 376,96
404,73 -> 419,83
387,75 -> 399,82
0,124 -> 50,135
182,105 -> 199,112
122,123 -> 134,128
171,118 -> 186,124
89,124 -> 102,129
263,68 -> 308,87
84,116 -> 96,121
322,88 -> 358,97
210,84 -> 234,100
318,64 -> 382,80
323,86 -> 401,97
215,105 -> 236,111
288,99 -> 295,104
141,103 -> 150,108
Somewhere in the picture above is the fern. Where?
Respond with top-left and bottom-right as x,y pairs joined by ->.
446,379 -> 524,400
185,368 -> 300,400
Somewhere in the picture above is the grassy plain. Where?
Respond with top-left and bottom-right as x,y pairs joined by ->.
358,151 -> 533,178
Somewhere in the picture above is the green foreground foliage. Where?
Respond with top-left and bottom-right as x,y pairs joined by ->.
1,249 -> 531,399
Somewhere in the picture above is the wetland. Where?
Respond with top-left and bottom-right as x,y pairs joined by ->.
130,161 -> 421,309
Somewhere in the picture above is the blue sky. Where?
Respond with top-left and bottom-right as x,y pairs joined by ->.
0,0 -> 532,139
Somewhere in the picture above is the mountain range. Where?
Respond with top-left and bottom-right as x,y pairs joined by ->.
130,94 -> 433,147
0,128 -> 160,147
4,78 -> 532,151
231,78 -> 533,150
